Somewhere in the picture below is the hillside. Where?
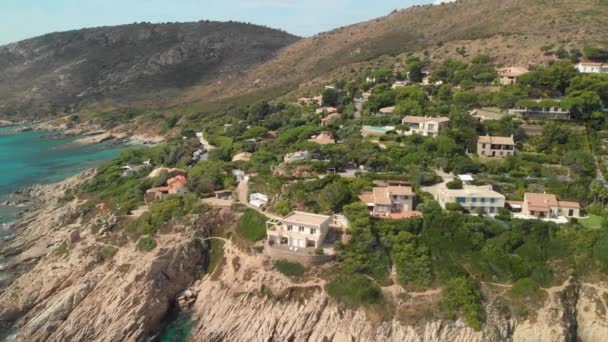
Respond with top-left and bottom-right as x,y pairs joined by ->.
0,21 -> 299,118
178,0 -> 608,108
2,0 -> 608,121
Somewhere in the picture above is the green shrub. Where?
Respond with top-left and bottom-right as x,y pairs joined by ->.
274,260 -> 305,277
97,245 -> 119,263
236,209 -> 268,241
326,274 -> 383,307
274,199 -> 291,216
126,195 -> 201,239
510,278 -> 542,299
441,277 -> 484,331
137,236 -> 157,252
446,203 -> 464,212
446,178 -> 463,189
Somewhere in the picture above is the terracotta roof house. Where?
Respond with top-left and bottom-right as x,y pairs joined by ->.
145,175 -> 189,203
308,132 -> 335,145
477,135 -> 515,158
232,152 -> 252,162
359,185 -> 421,219
497,66 -> 529,85
575,60 -> 608,74
321,112 -> 341,126
401,116 -> 450,137
521,192 -> 581,219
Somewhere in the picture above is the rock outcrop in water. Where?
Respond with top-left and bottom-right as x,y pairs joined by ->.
1,173 -> 608,341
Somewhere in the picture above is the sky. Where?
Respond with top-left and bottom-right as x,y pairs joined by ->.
0,0 -> 445,45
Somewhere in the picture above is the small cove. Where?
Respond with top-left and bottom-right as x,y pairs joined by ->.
0,126 -> 125,224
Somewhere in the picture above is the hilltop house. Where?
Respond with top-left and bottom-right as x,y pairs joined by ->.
284,150 -> 311,163
266,211 -> 332,250
401,116 -> 450,137
321,112 -> 341,126
430,183 -> 505,215
308,132 -> 335,145
145,175 -> 189,203
520,192 -> 581,219
575,61 -> 608,74
315,106 -> 338,115
358,185 -> 421,219
497,66 -> 529,85
477,135 -> 515,158
392,80 -> 410,89
508,104 -> 571,120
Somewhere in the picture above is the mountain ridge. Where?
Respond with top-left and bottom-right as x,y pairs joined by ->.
0,21 -> 300,118
1,0 -> 608,120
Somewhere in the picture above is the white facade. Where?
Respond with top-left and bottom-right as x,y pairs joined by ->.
576,62 -> 608,74
267,212 -> 331,249
401,116 -> 450,137
434,184 -> 506,215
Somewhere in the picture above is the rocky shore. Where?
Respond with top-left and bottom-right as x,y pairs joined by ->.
33,118 -> 165,146
1,172 -> 608,341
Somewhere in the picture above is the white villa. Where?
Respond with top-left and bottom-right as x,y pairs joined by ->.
266,211 -> 332,250
575,61 -> 608,74
431,183 -> 506,215
401,116 -> 450,137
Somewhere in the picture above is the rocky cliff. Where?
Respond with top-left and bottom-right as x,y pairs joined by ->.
0,21 -> 299,118
1,174 -> 608,341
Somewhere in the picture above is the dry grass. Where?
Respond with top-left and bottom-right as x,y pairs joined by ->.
166,0 -> 608,111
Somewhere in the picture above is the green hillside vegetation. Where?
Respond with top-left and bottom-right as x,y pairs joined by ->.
68,2 -> 608,330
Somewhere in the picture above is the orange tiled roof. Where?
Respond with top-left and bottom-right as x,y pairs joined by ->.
558,201 -> 581,209
524,192 -> 558,211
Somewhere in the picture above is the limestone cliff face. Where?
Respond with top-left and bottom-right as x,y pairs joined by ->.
188,240 -> 608,342
1,174 -> 608,341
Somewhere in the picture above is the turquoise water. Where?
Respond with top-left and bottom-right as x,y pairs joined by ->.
363,125 -> 395,132
158,314 -> 195,342
0,127 -> 124,224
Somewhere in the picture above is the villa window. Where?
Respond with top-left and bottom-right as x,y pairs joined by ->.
456,197 -> 466,204
310,228 -> 317,234
299,227 -> 305,232
490,198 -> 496,203
480,198 -> 486,203
287,225 -> 293,231
471,198 -> 477,203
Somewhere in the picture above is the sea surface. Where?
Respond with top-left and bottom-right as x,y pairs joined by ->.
0,126 -> 125,226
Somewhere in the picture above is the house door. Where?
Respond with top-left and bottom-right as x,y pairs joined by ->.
291,239 -> 305,248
